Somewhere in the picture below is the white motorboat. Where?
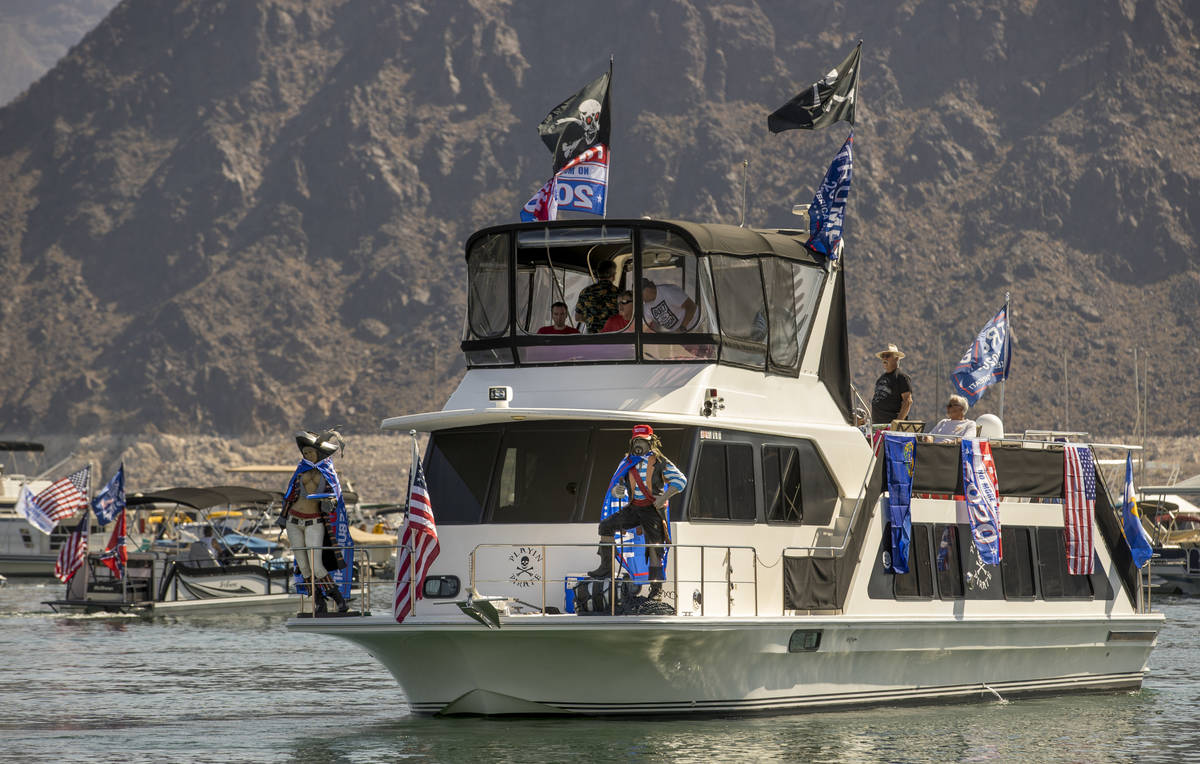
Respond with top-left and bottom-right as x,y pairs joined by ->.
288,218 -> 1162,716
0,442 -> 81,577
1139,479 -> 1200,595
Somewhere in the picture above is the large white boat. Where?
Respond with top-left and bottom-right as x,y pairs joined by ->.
0,442 -> 72,577
288,218 -> 1162,716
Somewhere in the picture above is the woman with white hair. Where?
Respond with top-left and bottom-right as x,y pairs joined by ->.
927,394 -> 977,440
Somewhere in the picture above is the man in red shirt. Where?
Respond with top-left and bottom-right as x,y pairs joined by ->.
537,301 -> 581,334
600,290 -> 634,332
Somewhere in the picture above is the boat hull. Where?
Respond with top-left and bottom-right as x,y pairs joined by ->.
289,613 -> 1163,716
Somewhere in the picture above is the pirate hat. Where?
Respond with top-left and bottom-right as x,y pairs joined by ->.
295,429 -> 341,459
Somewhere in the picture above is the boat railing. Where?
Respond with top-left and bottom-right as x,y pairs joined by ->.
291,544 -> 376,615
465,542 -> 761,617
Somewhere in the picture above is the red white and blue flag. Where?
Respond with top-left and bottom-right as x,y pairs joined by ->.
15,466 -> 91,535
951,304 -> 1012,405
394,445 -> 440,623
99,507 -> 127,579
961,439 -> 1002,565
55,510 -> 89,583
521,144 -> 609,221
1063,444 -> 1096,575
805,131 -> 853,261
91,464 -> 126,526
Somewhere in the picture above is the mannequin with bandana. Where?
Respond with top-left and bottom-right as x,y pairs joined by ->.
586,424 -> 687,599
282,430 -> 350,614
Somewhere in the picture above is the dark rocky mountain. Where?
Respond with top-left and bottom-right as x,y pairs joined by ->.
1,0 -> 1197,444
0,0 -> 120,105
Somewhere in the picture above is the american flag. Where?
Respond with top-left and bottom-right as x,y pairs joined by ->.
55,510 -> 89,583
99,508 -> 127,579
16,466 -> 91,534
1063,444 -> 1096,575
394,456 -> 440,624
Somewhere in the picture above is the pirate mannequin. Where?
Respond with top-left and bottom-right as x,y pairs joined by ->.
282,430 -> 349,614
587,424 -> 688,598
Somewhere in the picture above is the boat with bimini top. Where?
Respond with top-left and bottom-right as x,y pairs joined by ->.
287,216 -> 1162,716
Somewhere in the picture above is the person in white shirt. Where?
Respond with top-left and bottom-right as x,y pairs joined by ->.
640,278 -> 696,332
927,394 -> 977,441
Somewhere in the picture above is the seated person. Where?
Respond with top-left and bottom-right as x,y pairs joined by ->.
536,301 -> 580,335
641,278 -> 696,332
574,261 -> 621,333
926,394 -> 976,441
600,290 -> 635,332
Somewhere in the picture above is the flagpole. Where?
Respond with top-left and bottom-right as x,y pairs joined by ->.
999,291 -> 1009,422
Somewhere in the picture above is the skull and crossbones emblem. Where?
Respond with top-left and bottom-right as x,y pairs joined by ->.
508,546 -> 543,588
556,98 -> 603,160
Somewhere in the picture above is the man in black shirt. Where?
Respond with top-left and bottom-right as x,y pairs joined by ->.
870,343 -> 913,425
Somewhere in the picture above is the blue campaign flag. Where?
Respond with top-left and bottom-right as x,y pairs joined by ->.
951,304 -> 1012,405
1121,453 -> 1155,568
883,433 -> 915,574
806,131 -> 853,260
91,464 -> 126,526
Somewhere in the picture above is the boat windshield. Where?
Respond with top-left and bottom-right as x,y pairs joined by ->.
461,222 -> 826,375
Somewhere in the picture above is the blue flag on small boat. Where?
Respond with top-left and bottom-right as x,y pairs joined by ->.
805,131 -> 853,261
951,304 -> 1012,405
91,464 -> 126,526
883,433 -> 914,574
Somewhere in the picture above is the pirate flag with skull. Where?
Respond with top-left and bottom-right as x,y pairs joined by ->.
768,41 -> 861,132
537,69 -> 611,172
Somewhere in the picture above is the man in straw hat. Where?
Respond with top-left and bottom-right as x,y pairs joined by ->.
870,343 -> 913,425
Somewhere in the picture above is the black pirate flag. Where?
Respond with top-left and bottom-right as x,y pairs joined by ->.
537,69 -> 612,172
768,42 -> 861,132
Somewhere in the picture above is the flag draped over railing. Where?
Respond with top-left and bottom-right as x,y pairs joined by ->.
1063,445 -> 1096,575
962,439 -> 1002,565
1121,452 -> 1154,569
15,466 -> 91,535
883,433 -> 915,574
394,437 -> 440,623
55,510 -> 89,583
768,41 -> 861,132
951,304 -> 1012,406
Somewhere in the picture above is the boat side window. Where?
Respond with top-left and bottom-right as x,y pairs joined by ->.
688,442 -> 756,521
709,254 -> 767,369
424,429 -> 501,524
933,524 -> 964,598
1000,526 -> 1037,598
490,427 -> 591,523
639,229 -> 718,362
894,523 -> 935,599
1036,527 -> 1095,598
763,445 -> 803,523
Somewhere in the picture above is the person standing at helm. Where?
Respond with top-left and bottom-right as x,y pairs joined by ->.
870,343 -> 913,425
281,430 -> 351,615
587,424 -> 688,599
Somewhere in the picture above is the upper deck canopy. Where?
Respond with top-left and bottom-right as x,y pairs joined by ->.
460,218 -> 835,378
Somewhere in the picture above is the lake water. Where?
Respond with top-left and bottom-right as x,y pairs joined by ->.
2,580 -> 1198,763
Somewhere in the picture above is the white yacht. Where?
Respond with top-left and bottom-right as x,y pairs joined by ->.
288,218 -> 1162,716
0,442 -> 62,577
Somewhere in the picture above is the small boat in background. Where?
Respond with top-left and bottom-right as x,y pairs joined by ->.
1140,477 -> 1200,596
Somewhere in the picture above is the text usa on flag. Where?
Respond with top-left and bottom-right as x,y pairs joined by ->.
768,41 -> 861,132
805,132 -> 853,261
394,442 -> 440,624
951,304 -> 1012,405
15,466 -> 91,535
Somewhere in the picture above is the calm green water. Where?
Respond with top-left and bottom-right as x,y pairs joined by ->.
1,580 -> 1196,763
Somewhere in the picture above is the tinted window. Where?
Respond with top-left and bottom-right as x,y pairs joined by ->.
424,429 -> 500,523
797,442 -> 839,525
1036,527 -> 1094,598
1001,526 -> 1036,598
895,524 -> 934,598
709,255 -> 766,368
465,234 -> 510,340
490,428 -> 590,523
689,442 -> 756,521
934,524 -> 964,598
764,446 -> 803,523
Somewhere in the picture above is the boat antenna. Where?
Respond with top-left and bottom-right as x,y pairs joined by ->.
739,159 -> 749,227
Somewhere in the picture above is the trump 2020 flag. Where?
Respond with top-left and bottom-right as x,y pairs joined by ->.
1121,452 -> 1154,568
951,305 -> 1012,405
538,69 -> 611,172
805,132 -> 853,261
962,438 -> 1002,565
92,464 -> 126,526
394,440 -> 440,623
768,41 -> 861,132
521,145 -> 609,222
883,433 -> 915,574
